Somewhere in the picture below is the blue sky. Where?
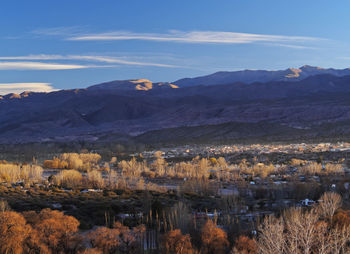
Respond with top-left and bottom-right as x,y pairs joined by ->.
1,0 -> 350,94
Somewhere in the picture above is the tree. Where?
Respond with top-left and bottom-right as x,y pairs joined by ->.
283,208 -> 319,253
217,157 -> 228,170
32,209 -> 80,253
88,227 -> 121,254
88,222 -> 145,254
258,215 -> 285,254
78,248 -> 103,254
317,192 -> 342,218
232,235 -> 257,254
0,199 -> 11,212
152,151 -> 167,176
56,169 -> 83,188
332,209 -> 350,227
200,220 -> 229,254
0,211 -> 31,254
162,229 -> 194,254
87,170 -> 104,188
257,205 -> 350,254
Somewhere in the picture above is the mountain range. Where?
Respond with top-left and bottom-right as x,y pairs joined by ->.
2,65 -> 350,144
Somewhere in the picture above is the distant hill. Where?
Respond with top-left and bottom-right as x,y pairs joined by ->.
87,79 -> 178,91
174,65 -> 350,87
2,66 -> 350,144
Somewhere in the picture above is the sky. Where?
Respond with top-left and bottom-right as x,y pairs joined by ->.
1,0 -> 350,94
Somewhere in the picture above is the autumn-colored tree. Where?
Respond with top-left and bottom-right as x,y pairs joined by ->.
332,209 -> 350,227
88,227 -> 121,254
87,169 -> 104,188
0,211 -> 31,254
200,220 -> 229,254
151,151 -> 167,176
23,229 -> 51,254
43,158 -> 58,169
114,222 -> 145,254
162,229 -> 194,254
217,157 -> 228,170
231,236 -> 257,254
0,199 -> 10,212
210,157 -> 217,166
78,248 -> 103,254
56,169 -> 83,188
88,222 -> 145,254
31,208 -> 80,253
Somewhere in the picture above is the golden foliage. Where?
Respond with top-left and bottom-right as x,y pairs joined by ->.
232,235 -> 257,254
88,221 -> 145,254
162,229 -> 194,254
56,169 -> 83,188
0,163 -> 43,184
0,211 -> 31,254
200,220 -> 229,254
29,208 -> 80,253
44,153 -> 101,171
87,170 -> 104,188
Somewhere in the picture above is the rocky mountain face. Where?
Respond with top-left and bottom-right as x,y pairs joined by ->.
2,66 -> 350,144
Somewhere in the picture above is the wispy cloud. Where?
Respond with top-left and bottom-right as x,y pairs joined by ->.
0,83 -> 56,95
263,43 -> 319,50
32,26 -> 86,37
0,55 -> 177,68
67,30 -> 321,47
0,61 -> 108,70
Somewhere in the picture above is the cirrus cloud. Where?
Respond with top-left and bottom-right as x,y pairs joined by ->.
66,30 -> 322,48
0,61 -> 108,70
0,55 -> 177,68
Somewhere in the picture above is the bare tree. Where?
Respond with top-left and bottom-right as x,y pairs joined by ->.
257,199 -> 349,254
257,216 -> 285,254
328,225 -> 350,254
317,192 -> 342,218
284,208 -> 319,254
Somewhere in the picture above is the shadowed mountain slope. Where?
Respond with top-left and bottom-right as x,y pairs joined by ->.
2,69 -> 350,143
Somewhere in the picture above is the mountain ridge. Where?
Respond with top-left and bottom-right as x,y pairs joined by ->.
2,68 -> 350,144
173,65 -> 350,87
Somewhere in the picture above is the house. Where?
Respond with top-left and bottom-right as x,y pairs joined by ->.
301,198 -> 315,206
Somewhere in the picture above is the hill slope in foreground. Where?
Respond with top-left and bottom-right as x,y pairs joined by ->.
2,66 -> 350,144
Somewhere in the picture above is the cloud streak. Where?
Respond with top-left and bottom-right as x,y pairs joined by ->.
0,55 -> 177,68
0,61 -> 106,70
67,30 -> 321,46
0,83 -> 56,95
